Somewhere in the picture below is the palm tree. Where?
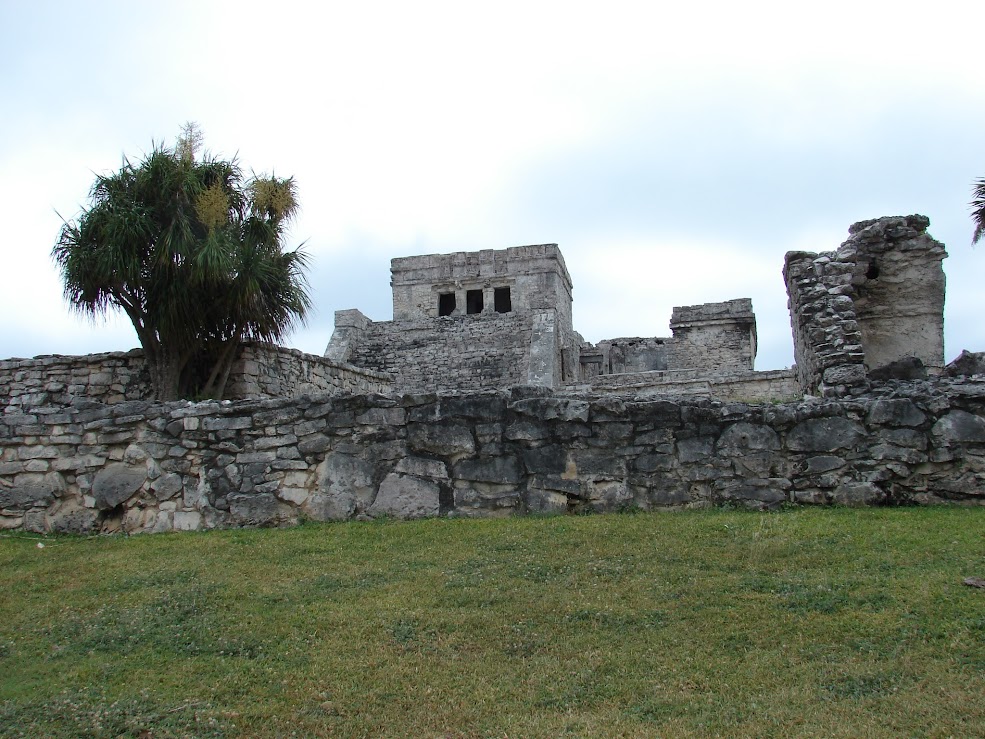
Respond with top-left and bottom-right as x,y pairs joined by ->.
972,177 -> 985,245
53,126 -> 311,401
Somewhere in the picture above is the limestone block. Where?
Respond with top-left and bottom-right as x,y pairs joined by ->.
453,455 -> 522,484
278,487 -> 309,505
48,503 -> 100,534
786,417 -> 866,453
298,434 -> 332,455
831,482 -> 884,506
229,493 -> 281,526
717,478 -> 790,506
0,474 -> 61,510
150,472 -> 183,500
866,399 -> 926,428
173,511 -> 202,531
368,473 -> 440,519
524,486 -> 568,514
91,464 -> 146,509
567,479 -> 626,513
944,350 -> 985,377
304,491 -> 355,521
716,423 -> 781,453
932,410 -> 985,444
453,485 -> 521,512
802,455 -> 845,474
318,452 -> 376,508
394,456 -> 449,479
407,423 -> 475,457
22,509 -> 47,533
677,437 -> 715,462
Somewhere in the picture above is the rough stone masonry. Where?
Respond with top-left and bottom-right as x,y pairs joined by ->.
0,214 -> 982,534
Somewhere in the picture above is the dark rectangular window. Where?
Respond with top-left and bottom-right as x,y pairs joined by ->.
466,289 -> 483,314
438,292 -> 456,316
494,287 -> 512,313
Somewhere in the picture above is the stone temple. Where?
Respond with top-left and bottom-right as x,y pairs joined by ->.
325,244 -> 775,397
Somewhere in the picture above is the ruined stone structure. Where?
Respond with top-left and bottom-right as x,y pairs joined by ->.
784,215 -> 947,397
326,244 -> 770,398
0,214 -> 980,535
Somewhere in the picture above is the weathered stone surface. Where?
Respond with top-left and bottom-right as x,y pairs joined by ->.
304,492 -> 355,521
408,423 -> 475,457
716,423 -> 780,453
150,472 -> 183,500
453,456 -> 522,484
173,511 -> 202,531
802,456 -> 845,474
866,399 -> 925,427
48,503 -> 100,534
0,482 -> 56,510
932,411 -> 985,444
454,486 -> 521,512
944,350 -> 985,378
786,417 -> 866,452
368,473 -> 440,519
229,493 -> 281,526
869,357 -> 928,381
831,482 -> 884,506
524,487 -> 569,514
91,464 -> 145,509
298,434 -> 332,454
510,397 -> 590,422
522,445 -> 566,475
677,436 -> 714,462
317,453 -> 375,511
394,456 -> 448,479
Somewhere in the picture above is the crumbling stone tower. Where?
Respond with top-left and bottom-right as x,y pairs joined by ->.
784,214 -> 947,396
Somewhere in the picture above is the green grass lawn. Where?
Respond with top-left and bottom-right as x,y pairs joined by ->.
1,507 -> 983,737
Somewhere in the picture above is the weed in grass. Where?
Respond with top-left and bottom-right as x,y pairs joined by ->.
390,618 -> 419,645
42,584 -> 269,660
821,670 -> 908,700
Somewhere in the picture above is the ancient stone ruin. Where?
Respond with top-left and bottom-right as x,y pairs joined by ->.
784,214 -> 947,396
326,244 -> 793,400
1,214 -> 982,534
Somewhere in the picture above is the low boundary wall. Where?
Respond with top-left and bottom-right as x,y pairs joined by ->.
0,344 -> 393,411
2,377 -> 983,534
571,368 -> 800,402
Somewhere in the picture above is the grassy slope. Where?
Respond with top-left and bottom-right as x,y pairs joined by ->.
0,507 -> 983,738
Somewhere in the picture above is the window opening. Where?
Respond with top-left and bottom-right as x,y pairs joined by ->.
438,292 -> 456,317
494,287 -> 512,313
466,289 -> 484,314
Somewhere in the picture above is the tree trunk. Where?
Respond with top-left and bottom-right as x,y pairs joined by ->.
148,354 -> 185,402
202,331 -> 242,400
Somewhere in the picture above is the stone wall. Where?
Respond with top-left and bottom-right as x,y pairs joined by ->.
332,311 -> 542,393
579,299 -> 757,381
0,350 -> 151,412
572,368 -> 800,402
228,343 -> 392,398
3,377 -> 983,535
784,215 -> 946,396
668,299 -> 757,373
0,344 -> 392,410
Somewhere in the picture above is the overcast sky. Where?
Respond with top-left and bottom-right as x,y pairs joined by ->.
2,0 -> 984,371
